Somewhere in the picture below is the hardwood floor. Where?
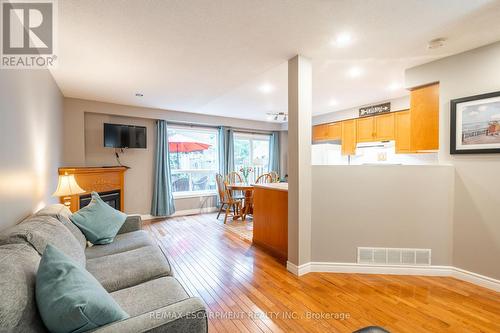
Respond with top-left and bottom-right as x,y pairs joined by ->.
145,214 -> 500,333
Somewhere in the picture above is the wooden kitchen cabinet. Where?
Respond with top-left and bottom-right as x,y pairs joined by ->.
395,110 -> 411,153
341,119 -> 357,155
312,122 -> 341,142
356,117 -> 375,142
328,122 -> 342,140
357,113 -> 395,142
374,113 -> 395,141
312,124 -> 329,141
409,83 -> 439,151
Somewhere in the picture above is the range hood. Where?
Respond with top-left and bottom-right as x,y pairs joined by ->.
356,140 -> 394,149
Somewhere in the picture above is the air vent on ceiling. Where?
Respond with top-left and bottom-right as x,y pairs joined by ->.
357,247 -> 431,266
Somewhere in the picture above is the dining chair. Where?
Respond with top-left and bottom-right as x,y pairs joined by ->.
226,171 -> 243,184
226,171 -> 244,200
269,171 -> 280,183
215,174 -> 242,223
255,173 -> 272,184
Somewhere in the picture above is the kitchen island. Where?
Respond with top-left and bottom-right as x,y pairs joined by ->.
252,183 -> 288,263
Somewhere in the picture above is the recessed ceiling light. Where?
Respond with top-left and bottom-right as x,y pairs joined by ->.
258,83 -> 274,94
135,93 -> 144,97
387,82 -> 402,91
329,99 -> 339,106
347,66 -> 363,78
331,32 -> 353,48
427,37 -> 446,49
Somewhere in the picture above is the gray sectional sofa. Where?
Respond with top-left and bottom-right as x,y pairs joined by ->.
0,204 -> 208,333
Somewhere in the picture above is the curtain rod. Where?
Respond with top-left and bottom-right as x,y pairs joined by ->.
165,120 -> 277,135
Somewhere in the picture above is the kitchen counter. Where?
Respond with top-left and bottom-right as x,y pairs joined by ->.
252,183 -> 288,263
253,182 -> 288,192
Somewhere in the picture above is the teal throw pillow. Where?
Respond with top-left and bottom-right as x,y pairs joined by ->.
70,192 -> 127,244
36,244 -> 128,333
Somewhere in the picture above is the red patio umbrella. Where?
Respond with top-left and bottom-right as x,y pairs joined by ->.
168,134 -> 211,153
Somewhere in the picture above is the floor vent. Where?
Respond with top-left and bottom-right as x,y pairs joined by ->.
357,247 -> 431,265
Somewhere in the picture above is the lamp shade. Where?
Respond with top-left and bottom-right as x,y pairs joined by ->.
52,174 -> 86,197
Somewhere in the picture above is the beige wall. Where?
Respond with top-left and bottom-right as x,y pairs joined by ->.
0,70 -> 63,230
84,113 -> 155,214
311,165 -> 454,265
64,98 -> 286,215
406,41 -> 500,279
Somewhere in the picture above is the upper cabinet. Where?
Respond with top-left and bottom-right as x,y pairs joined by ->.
374,113 -> 395,141
409,83 -> 439,152
312,122 -> 341,142
356,117 -> 375,142
341,120 -> 357,156
357,113 -> 395,142
312,82 -> 439,155
395,110 -> 411,153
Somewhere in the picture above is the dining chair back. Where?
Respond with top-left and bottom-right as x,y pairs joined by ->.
215,173 -> 227,202
255,173 -> 272,184
269,171 -> 280,183
216,173 -> 243,223
226,171 -> 243,184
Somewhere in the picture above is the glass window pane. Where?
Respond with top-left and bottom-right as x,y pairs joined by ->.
167,126 -> 218,194
234,132 -> 271,182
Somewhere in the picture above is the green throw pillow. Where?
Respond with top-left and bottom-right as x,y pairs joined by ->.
36,244 -> 129,333
70,192 -> 127,244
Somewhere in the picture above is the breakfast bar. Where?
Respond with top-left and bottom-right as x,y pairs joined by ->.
252,183 -> 288,263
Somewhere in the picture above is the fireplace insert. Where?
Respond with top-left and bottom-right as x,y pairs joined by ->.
79,190 -> 121,210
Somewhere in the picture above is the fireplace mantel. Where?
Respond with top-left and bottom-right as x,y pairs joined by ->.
58,166 -> 127,212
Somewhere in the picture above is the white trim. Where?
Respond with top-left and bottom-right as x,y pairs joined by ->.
286,261 -> 312,276
286,261 -> 500,292
451,267 -> 500,292
140,207 -> 218,221
173,191 -> 217,199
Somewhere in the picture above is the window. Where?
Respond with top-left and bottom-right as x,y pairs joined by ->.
234,132 -> 271,182
167,126 -> 218,196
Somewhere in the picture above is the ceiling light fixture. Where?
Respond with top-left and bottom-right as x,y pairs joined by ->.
266,112 -> 288,122
135,93 -> 144,97
427,37 -> 447,50
258,83 -> 275,94
331,32 -> 353,48
387,82 -> 402,91
347,66 -> 363,78
329,99 -> 339,107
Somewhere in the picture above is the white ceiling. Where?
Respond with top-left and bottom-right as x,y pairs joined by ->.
52,0 -> 500,122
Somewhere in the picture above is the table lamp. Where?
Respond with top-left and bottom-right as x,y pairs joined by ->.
53,172 -> 86,208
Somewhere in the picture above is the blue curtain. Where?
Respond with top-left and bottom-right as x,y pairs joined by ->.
151,120 -> 176,216
269,131 -> 280,176
218,126 -> 235,177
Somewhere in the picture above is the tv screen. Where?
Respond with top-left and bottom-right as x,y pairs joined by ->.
104,123 -> 147,149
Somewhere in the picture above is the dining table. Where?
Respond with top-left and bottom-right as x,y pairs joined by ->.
226,182 -> 254,220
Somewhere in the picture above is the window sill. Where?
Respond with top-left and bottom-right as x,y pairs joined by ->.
173,191 -> 218,199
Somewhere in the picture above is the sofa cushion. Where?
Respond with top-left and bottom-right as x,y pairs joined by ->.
35,204 -> 87,250
85,230 -> 155,259
70,192 -> 127,245
0,244 -> 47,333
110,277 -> 189,317
0,215 -> 86,267
86,245 -> 172,292
36,245 -> 129,333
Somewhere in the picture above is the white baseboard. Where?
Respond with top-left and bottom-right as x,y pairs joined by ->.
451,267 -> 500,292
140,207 -> 218,221
286,261 -> 500,292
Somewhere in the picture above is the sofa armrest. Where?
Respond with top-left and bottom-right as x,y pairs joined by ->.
92,297 -> 208,333
118,215 -> 143,234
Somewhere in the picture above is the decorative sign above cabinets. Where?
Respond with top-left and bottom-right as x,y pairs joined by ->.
359,102 -> 391,117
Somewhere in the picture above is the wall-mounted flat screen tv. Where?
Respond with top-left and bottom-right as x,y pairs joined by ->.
104,123 -> 147,149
